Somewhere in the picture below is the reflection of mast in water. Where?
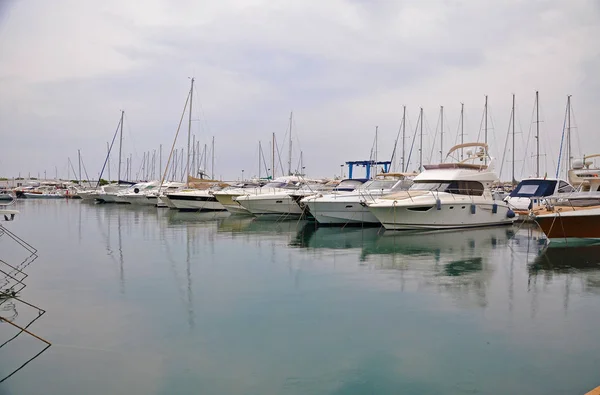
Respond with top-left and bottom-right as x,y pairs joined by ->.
78,201 -> 82,246
95,207 -> 126,293
117,211 -> 125,295
186,224 -> 195,330
528,245 -> 600,315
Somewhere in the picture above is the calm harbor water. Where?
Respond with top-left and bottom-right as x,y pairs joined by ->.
1,200 -> 600,394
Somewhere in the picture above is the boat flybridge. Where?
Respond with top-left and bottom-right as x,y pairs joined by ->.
568,154 -> 600,190
367,143 -> 516,230
301,173 -> 415,225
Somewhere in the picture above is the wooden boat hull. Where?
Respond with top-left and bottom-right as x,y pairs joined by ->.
535,206 -> 600,241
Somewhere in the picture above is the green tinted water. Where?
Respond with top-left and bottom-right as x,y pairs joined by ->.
1,200 -> 599,394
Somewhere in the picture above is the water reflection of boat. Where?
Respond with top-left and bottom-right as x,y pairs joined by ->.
290,224 -> 381,250
362,226 -> 515,258
166,210 -> 230,225
217,216 -> 308,239
529,245 -> 600,298
530,245 -> 600,273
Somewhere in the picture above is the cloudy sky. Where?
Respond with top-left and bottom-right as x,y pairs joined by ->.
1,0 -> 598,181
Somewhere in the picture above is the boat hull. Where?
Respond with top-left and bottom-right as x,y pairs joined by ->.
369,200 -> 514,230
158,195 -> 177,209
235,195 -> 303,217
304,200 -> 379,225
535,207 -> 600,242
166,194 -> 226,212
214,193 -> 252,215
124,194 -> 154,206
23,193 -> 64,199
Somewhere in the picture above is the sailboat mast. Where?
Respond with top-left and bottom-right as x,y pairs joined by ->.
440,105 -> 444,162
211,136 -> 215,180
375,125 -> 378,177
567,95 -> 572,178
512,94 -> 516,185
186,78 -> 194,187
419,107 -> 423,172
78,149 -> 82,185
460,102 -> 464,160
118,110 -> 124,183
159,144 -> 162,182
484,95 -> 488,165
401,106 -> 406,172
272,132 -> 275,179
258,141 -> 262,179
203,144 -> 207,176
535,91 -> 540,178
107,142 -> 111,182
288,111 -> 293,176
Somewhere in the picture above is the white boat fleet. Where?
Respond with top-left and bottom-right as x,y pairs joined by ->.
11,142 -> 528,231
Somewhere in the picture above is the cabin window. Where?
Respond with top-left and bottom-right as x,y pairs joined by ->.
410,181 -> 483,196
445,181 -> 484,196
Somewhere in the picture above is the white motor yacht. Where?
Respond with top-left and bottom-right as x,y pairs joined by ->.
212,181 -> 265,215
96,184 -> 131,203
147,182 -> 185,207
119,182 -> 161,205
215,177 -> 303,215
302,174 -> 415,225
367,143 -> 516,230
234,180 -> 332,218
166,186 -> 226,212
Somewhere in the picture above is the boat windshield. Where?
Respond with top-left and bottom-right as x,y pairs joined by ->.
410,182 -> 451,192
410,180 -> 485,196
262,182 -> 286,188
359,180 -> 397,191
335,180 -> 365,190
509,180 -> 557,197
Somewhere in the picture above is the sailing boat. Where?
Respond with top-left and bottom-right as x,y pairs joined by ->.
92,111 -> 136,203
505,92 -> 576,216
161,78 -> 227,212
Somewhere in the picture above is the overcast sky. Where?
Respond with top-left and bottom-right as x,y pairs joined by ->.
1,0 -> 598,181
